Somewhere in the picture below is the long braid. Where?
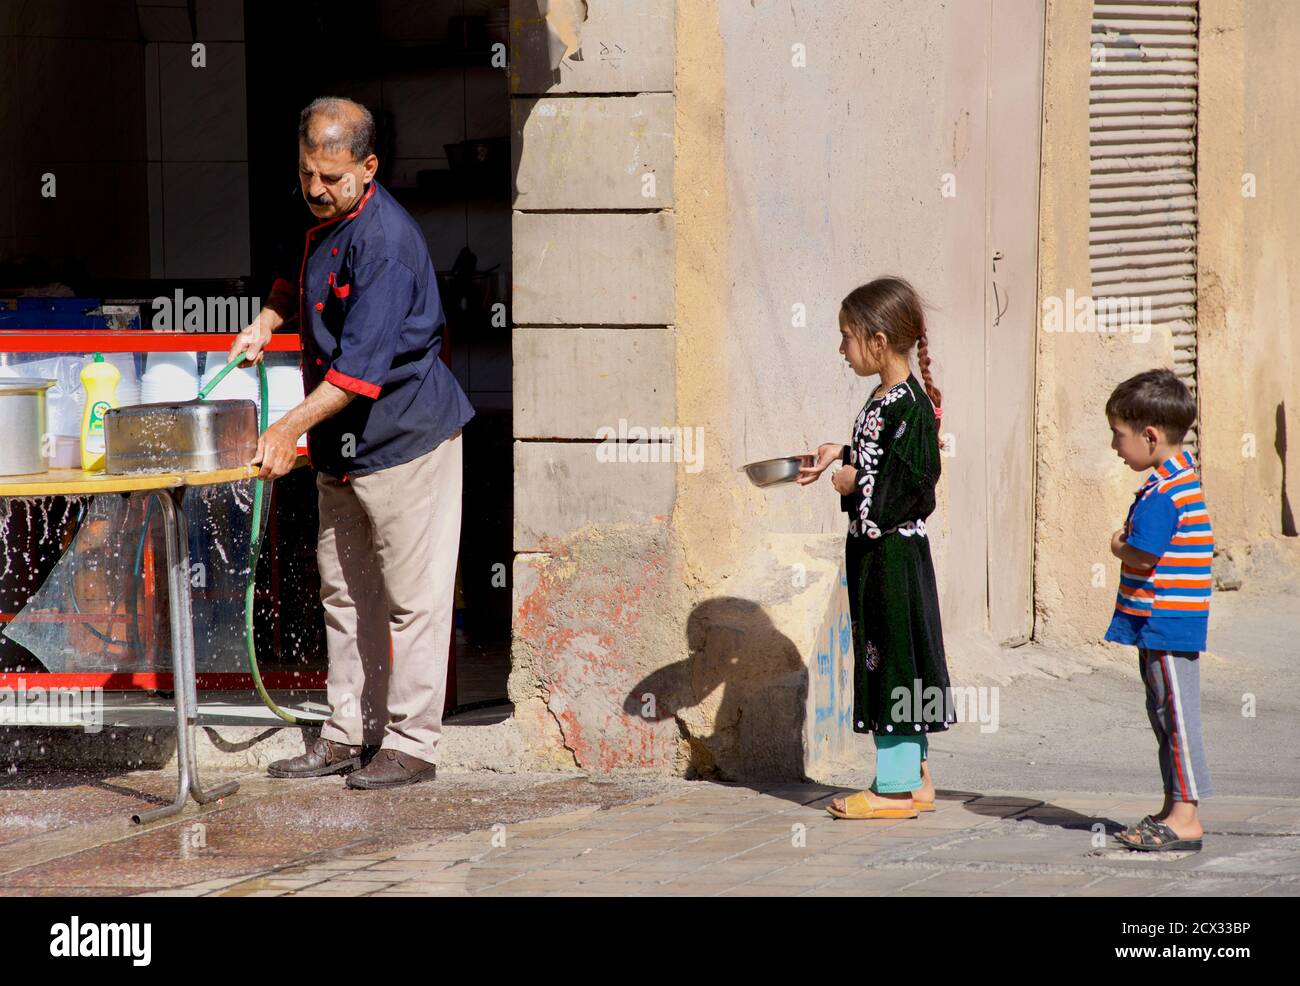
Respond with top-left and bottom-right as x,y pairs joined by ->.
916,324 -> 942,417
916,325 -> 947,457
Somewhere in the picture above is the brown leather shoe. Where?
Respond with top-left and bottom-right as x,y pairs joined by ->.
267,737 -> 363,778
345,748 -> 437,789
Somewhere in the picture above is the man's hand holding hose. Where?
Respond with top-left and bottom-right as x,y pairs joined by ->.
230,296 -> 301,480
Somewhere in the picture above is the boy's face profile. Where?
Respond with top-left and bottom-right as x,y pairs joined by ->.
1109,416 -> 1169,471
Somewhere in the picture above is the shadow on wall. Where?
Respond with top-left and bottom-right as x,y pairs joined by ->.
1278,402 -> 1296,537
509,0 -> 590,206
625,596 -> 807,782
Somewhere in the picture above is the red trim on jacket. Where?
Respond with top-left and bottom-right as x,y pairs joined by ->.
297,183 -> 377,335
325,367 -> 381,399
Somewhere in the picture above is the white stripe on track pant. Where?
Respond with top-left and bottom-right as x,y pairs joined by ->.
1138,648 -> 1213,802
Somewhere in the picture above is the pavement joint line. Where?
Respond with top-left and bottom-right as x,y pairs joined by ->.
462,790 -> 983,894
454,791 -> 836,892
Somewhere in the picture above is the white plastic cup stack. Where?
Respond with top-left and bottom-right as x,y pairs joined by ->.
140,352 -> 199,405
199,357 -> 259,403
105,353 -> 141,406
265,353 -> 307,448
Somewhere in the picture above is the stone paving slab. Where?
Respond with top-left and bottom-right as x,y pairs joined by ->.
138,784 -> 1300,898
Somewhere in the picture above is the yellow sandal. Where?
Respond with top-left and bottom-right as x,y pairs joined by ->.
827,791 -> 919,820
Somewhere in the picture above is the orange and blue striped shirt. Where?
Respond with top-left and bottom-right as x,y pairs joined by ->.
1106,450 -> 1213,651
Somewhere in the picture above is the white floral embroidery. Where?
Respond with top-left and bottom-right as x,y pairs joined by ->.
848,378 -> 918,540
893,420 -> 907,440
864,406 -> 883,440
896,519 -> 928,538
855,440 -> 882,470
880,379 -> 913,406
863,639 -> 881,671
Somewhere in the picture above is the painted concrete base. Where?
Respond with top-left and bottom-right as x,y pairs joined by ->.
1,701 -> 526,774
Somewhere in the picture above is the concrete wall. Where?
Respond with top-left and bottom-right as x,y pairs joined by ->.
1197,0 -> 1300,565
508,0 -> 690,771
673,0 -> 1047,776
509,0 -> 1044,779
1034,0 -> 1127,650
1033,0 -> 1300,650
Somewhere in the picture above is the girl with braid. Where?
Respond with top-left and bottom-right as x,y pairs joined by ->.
798,276 -> 955,819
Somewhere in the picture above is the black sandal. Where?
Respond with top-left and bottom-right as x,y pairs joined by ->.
1115,819 -> 1202,852
1118,814 -> 1160,840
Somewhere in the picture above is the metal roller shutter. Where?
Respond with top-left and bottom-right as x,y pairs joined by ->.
1089,0 -> 1200,445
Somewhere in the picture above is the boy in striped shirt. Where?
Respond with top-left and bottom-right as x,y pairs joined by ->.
1104,368 -> 1213,853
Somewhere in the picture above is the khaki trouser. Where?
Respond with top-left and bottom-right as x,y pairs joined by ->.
315,431 -> 462,761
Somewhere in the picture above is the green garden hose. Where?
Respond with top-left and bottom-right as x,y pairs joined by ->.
200,356 -> 324,726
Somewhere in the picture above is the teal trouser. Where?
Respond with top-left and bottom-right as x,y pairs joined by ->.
875,734 -> 928,793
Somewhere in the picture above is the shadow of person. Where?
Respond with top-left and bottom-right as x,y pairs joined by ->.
953,794 -> 1126,833
624,596 -> 808,786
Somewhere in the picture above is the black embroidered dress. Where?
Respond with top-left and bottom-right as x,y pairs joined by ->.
840,374 -> 954,736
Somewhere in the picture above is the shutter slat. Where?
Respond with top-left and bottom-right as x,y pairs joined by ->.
1088,1 -> 1199,437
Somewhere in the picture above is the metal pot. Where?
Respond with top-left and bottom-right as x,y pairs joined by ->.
103,399 -> 258,475
0,378 -> 55,476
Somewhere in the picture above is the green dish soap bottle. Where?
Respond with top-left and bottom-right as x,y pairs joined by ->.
80,353 -> 121,471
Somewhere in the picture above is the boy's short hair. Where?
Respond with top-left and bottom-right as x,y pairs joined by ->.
1105,368 -> 1197,443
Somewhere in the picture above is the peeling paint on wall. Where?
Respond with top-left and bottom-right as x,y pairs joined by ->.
537,0 -> 589,70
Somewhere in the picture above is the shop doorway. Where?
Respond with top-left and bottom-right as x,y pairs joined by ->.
245,0 -> 514,718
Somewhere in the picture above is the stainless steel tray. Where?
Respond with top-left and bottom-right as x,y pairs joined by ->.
104,400 -> 258,475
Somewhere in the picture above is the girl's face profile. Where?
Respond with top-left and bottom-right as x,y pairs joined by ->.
838,310 -> 883,377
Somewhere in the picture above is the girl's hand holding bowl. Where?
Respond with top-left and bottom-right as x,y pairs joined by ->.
796,443 -> 845,486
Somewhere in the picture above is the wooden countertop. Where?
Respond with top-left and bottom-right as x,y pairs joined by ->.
0,457 -> 307,498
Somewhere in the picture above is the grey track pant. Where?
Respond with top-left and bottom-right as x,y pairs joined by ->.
1138,648 -> 1213,802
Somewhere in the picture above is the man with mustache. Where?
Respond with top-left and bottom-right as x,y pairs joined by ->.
230,97 -> 474,788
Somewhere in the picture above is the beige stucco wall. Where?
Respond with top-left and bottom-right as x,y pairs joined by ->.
507,0 -> 1297,777
1034,0 -> 1299,651
675,0 -> 1014,642
1197,0 -> 1300,560
673,0 -> 1037,775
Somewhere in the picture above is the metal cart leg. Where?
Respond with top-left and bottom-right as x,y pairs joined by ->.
133,491 -> 193,824
168,490 -> 238,805
132,490 -> 237,824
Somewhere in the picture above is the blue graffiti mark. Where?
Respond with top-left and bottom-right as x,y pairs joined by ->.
826,626 -> 836,724
814,582 -> 859,754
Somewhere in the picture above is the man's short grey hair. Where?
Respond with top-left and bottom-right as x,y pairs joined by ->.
298,97 -> 376,161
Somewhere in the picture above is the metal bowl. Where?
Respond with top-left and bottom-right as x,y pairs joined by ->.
741,455 -> 809,488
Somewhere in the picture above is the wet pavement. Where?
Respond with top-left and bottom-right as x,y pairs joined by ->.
3,763 -> 1296,896
0,766 -> 667,895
